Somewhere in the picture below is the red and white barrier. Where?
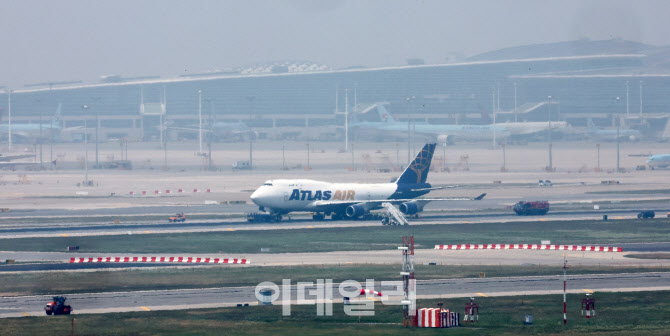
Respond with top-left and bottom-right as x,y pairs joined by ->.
417,308 -> 444,328
359,289 -> 383,297
70,257 -> 249,264
434,244 -> 622,252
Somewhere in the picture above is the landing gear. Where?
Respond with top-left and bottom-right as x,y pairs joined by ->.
330,213 -> 344,221
312,213 -> 325,221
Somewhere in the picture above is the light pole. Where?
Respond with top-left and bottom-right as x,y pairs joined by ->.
282,143 -> 286,170
406,96 -> 415,165
596,144 -> 600,172
344,88 -> 349,151
7,89 -> 11,152
547,96 -> 553,171
616,97 -> 621,173
351,142 -> 355,171
198,90 -> 203,154
95,101 -> 100,168
81,105 -> 89,186
38,100 -> 43,169
502,143 -> 506,172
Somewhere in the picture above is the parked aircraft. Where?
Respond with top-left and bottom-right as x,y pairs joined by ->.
250,143 -> 485,221
349,103 -> 565,143
168,120 -> 256,141
647,154 -> 670,169
0,104 -> 63,143
586,117 -> 640,141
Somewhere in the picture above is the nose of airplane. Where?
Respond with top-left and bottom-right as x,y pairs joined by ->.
250,189 -> 263,205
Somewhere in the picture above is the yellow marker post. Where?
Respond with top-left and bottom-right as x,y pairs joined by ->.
307,226 -> 314,229
539,218 -> 547,222
144,231 -> 151,234
21,312 -> 29,317
60,234 -> 68,237
227,228 -> 235,231
617,216 -> 624,220
141,306 -> 151,311
476,293 -> 488,297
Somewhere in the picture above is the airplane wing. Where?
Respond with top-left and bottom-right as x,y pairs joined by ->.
311,193 -> 486,209
0,154 -> 34,162
410,185 -> 460,192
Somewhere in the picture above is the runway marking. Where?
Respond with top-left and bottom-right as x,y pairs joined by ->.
144,231 -> 151,234
227,228 -> 235,231
463,221 -> 471,224
583,289 -> 594,293
60,234 -> 68,237
539,219 -> 547,222
617,216 -> 624,220
141,306 -> 151,311
366,297 -> 379,302
21,312 -> 29,316
307,226 -> 314,229
476,293 -> 488,297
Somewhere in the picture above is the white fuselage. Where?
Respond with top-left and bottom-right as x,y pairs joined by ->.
647,155 -> 670,169
250,179 -> 397,213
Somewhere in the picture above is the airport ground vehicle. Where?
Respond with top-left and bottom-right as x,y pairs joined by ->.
637,210 -> 655,219
45,296 -> 72,315
246,212 -> 282,223
169,213 -> 186,222
513,201 -> 550,216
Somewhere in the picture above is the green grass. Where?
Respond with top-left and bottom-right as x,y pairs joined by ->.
4,291 -> 670,335
1,218 -> 669,254
3,264 -> 669,296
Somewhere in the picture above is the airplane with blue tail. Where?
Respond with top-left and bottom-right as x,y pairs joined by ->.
0,104 -> 63,143
250,143 -> 485,221
586,117 -> 640,141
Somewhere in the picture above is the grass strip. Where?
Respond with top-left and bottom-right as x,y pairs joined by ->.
4,291 -> 670,335
1,219 -> 670,254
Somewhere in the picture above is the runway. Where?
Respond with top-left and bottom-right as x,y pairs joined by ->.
1,205 -> 668,239
2,272 -> 669,318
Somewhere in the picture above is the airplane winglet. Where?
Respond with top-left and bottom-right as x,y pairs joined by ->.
474,193 -> 486,200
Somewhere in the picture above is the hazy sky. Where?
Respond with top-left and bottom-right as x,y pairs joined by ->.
1,0 -> 669,87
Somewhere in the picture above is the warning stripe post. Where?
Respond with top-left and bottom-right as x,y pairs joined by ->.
434,244 -> 622,252
70,257 -> 249,264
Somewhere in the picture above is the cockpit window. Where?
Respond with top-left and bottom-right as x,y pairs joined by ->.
263,182 -> 273,186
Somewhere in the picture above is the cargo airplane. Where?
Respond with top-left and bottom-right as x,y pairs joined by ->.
250,143 -> 485,221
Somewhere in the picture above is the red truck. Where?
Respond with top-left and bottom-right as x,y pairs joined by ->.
513,201 -> 549,216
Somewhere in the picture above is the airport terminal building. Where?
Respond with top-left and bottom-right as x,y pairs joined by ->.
3,39 -> 670,141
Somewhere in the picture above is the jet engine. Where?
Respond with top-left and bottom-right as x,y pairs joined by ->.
345,204 -> 367,218
399,201 -> 425,215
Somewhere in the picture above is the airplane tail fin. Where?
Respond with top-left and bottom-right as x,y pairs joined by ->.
586,116 -> 597,130
396,143 -> 436,184
51,103 -> 62,129
376,103 -> 395,123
